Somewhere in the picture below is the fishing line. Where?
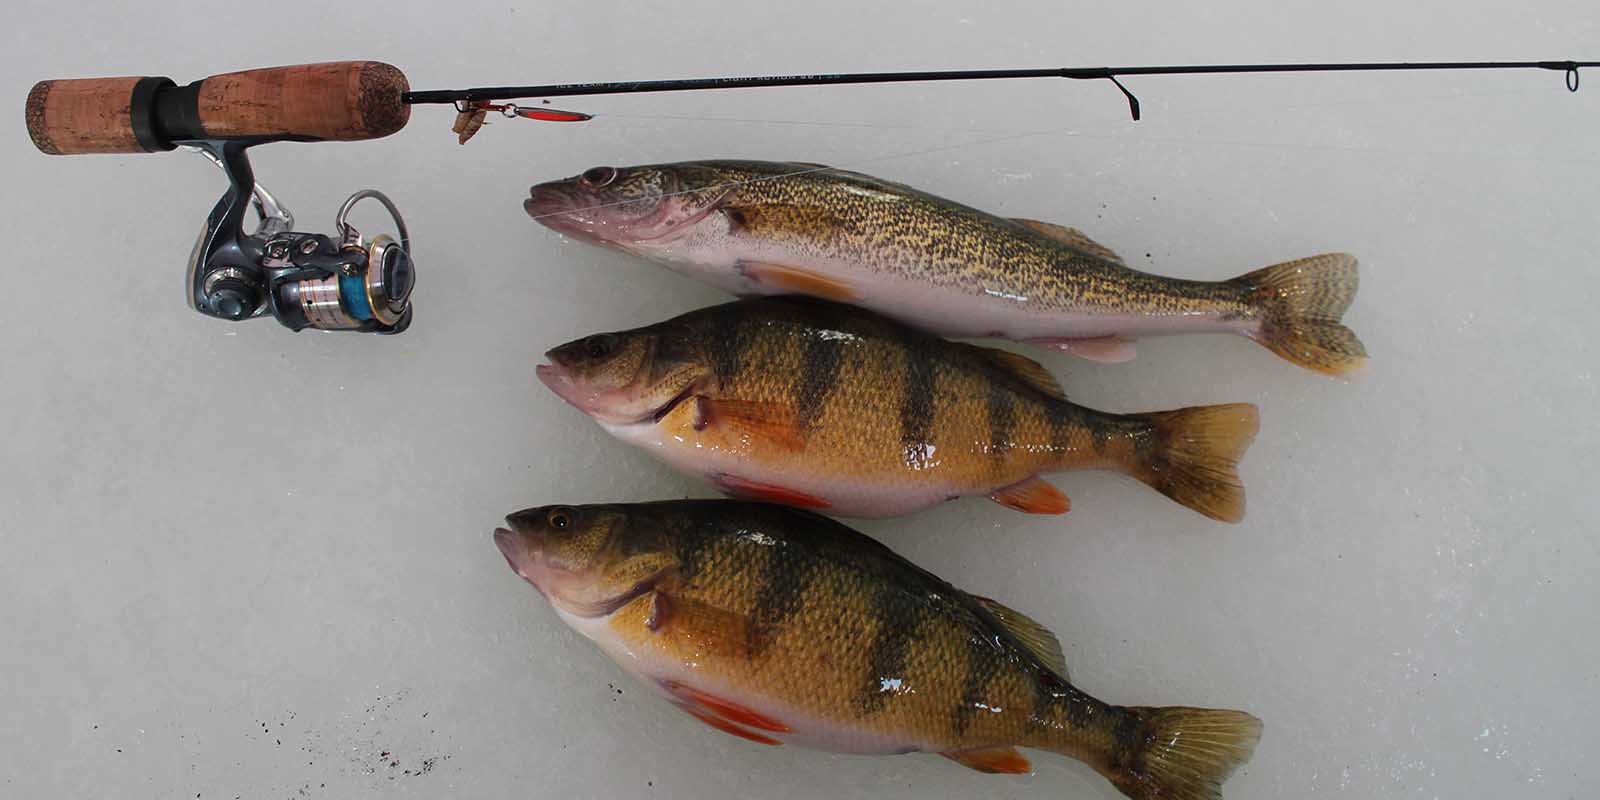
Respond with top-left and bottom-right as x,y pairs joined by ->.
526,85 -> 1596,224
407,59 -> 1595,121
506,60 -> 1596,220
596,86 -> 1550,136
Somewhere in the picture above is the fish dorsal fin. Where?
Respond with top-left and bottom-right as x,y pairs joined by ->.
972,346 -> 1066,400
1010,218 -> 1125,265
973,595 -> 1069,680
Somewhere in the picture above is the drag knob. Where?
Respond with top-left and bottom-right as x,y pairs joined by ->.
203,269 -> 261,320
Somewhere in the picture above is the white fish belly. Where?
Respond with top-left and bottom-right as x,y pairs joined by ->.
599,421 -> 972,518
641,230 -> 1258,340
557,608 -> 935,755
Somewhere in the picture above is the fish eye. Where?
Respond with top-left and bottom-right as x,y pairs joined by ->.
580,166 -> 617,187
547,507 -> 576,530
584,334 -> 615,358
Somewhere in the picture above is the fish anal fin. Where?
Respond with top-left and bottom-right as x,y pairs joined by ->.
711,473 -> 831,510
971,346 -> 1066,400
1025,335 -> 1138,364
1010,218 -> 1125,265
990,476 -> 1070,515
693,396 -> 806,451
942,746 -> 1033,775
736,261 -> 857,302
972,595 -> 1069,680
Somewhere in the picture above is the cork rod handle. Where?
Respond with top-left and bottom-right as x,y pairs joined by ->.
27,61 -> 410,155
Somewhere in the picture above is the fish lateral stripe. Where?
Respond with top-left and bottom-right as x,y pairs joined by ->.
858,581 -> 924,715
952,632 -> 1007,737
795,331 -> 844,434
748,537 -> 819,652
898,345 -> 938,458
986,379 -> 1016,463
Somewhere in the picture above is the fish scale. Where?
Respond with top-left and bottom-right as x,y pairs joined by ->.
543,296 -> 1257,520
528,160 -> 1366,376
495,500 -> 1263,799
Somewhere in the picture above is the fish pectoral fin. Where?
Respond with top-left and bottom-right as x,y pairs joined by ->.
693,396 -> 807,451
1009,218 -> 1125,265
663,680 -> 793,733
941,746 -> 1033,775
647,590 -> 759,658
972,595 -> 1070,680
711,473 -> 832,510
734,261 -> 857,302
970,345 -> 1067,400
1025,336 -> 1138,364
989,476 -> 1070,515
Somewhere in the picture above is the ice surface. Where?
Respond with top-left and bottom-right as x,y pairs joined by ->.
0,1 -> 1595,798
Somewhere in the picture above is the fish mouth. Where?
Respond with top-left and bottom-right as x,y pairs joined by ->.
535,361 -> 592,415
524,183 -> 612,244
493,527 -> 523,573
536,358 -> 692,425
524,183 -> 576,218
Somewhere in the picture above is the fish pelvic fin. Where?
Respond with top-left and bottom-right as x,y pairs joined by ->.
1127,403 -> 1259,523
1099,706 -> 1262,800
1233,253 -> 1367,378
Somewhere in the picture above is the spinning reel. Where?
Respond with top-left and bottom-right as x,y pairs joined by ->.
27,62 -> 417,334
184,141 -> 414,333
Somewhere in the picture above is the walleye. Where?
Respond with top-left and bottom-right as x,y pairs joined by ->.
494,500 -> 1262,799
525,159 -> 1366,377
538,296 -> 1258,521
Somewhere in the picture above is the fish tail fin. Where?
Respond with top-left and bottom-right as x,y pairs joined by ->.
1127,403 -> 1258,522
1103,706 -> 1263,800
1233,252 -> 1367,378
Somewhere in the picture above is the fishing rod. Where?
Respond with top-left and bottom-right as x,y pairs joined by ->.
24,58 -> 1596,335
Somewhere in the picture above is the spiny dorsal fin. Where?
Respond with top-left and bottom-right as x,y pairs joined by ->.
1011,218 -> 1125,265
971,346 -> 1066,400
973,595 -> 1069,680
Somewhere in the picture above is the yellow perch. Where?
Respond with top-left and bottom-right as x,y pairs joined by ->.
539,296 -> 1259,521
495,500 -> 1262,799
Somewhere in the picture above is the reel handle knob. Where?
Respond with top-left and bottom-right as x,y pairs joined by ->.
27,61 -> 410,155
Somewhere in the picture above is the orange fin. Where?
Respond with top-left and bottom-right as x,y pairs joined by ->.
990,476 -> 1070,515
693,396 -> 806,451
970,345 -> 1067,399
1025,335 -> 1138,364
664,681 -> 793,733
1010,218 -> 1125,264
941,746 -> 1033,774
737,261 -> 856,301
677,704 -> 782,746
647,591 -> 756,659
712,473 -> 831,509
